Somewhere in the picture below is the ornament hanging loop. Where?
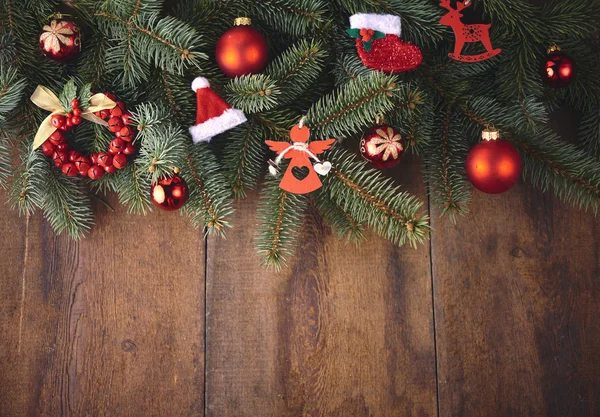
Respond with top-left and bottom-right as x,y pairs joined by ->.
482,124 -> 499,141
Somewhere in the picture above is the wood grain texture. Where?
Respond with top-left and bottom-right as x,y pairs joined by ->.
205,156 -> 437,417
0,192 -> 206,417
431,185 -> 600,417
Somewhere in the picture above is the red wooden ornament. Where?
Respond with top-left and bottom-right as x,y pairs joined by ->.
265,123 -> 335,194
439,0 -> 501,62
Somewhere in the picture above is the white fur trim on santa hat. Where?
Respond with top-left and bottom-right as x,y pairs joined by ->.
191,77 -> 211,92
189,108 -> 247,143
349,13 -> 401,36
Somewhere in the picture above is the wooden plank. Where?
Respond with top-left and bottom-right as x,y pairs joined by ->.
0,191 -> 206,417
205,156 -> 437,417
431,176 -> 600,415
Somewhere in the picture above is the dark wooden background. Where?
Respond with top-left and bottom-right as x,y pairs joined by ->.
1,111 -> 599,417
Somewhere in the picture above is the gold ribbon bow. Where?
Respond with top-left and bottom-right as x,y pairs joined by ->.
31,85 -> 117,150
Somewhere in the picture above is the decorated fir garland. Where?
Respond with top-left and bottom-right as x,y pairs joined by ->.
0,1 -> 599,270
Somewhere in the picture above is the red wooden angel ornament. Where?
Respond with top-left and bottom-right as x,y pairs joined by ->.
266,121 -> 335,194
439,0 -> 501,62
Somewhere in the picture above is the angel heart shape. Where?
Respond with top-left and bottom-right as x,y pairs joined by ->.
314,161 -> 332,176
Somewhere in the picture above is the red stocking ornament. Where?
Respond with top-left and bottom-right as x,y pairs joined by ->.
347,14 -> 422,73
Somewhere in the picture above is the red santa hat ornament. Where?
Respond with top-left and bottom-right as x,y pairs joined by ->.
347,13 -> 422,73
189,77 -> 247,143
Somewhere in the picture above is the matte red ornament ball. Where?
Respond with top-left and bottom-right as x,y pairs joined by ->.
541,50 -> 576,88
215,19 -> 268,78
360,125 -> 406,169
466,139 -> 522,194
39,18 -> 82,62
151,174 -> 189,211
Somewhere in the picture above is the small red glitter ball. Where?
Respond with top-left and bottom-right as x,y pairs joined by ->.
39,18 -> 82,62
540,49 -> 576,88
360,125 -> 405,169
151,174 -> 189,211
215,18 -> 268,78
466,138 -> 522,194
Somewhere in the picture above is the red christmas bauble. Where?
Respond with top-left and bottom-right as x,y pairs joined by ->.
151,174 -> 189,211
360,125 -> 405,169
215,18 -> 268,78
541,49 -> 576,88
466,137 -> 522,194
39,18 -> 81,62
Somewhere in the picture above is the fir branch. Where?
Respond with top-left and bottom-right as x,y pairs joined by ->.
250,0 -> 328,37
182,142 -> 234,236
115,163 -> 152,214
256,174 -> 308,271
424,107 -> 471,221
312,187 -> 366,244
323,148 -> 429,247
223,119 -> 267,198
266,39 -> 327,104
305,72 -> 399,138
225,74 -> 279,114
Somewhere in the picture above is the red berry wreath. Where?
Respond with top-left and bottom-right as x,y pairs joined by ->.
33,86 -> 136,180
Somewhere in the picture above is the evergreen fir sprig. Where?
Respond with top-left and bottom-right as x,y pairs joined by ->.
266,39 -> 328,104
579,108 -> 600,158
423,107 -> 471,221
312,187 -> 366,244
333,54 -> 374,86
182,142 -> 234,235
136,123 -> 187,184
256,174 -> 308,271
0,66 -> 26,123
250,0 -> 328,37
305,72 -> 399,138
225,74 -> 280,114
94,8 -> 207,85
223,120 -> 268,198
39,168 -> 95,239
8,142 -> 45,212
323,148 -> 430,247
114,163 -> 153,215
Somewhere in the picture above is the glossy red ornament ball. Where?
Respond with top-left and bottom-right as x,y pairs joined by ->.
541,49 -> 576,88
151,174 -> 189,211
104,165 -> 116,174
466,138 -> 522,194
39,18 -> 82,62
123,143 -> 136,155
360,125 -> 405,169
215,18 -> 268,78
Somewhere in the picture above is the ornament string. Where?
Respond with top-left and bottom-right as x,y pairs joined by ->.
30,85 -> 117,150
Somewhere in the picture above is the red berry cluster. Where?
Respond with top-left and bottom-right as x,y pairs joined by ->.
40,93 -> 136,180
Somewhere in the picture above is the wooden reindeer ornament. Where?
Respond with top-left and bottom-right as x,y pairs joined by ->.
439,0 -> 501,62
